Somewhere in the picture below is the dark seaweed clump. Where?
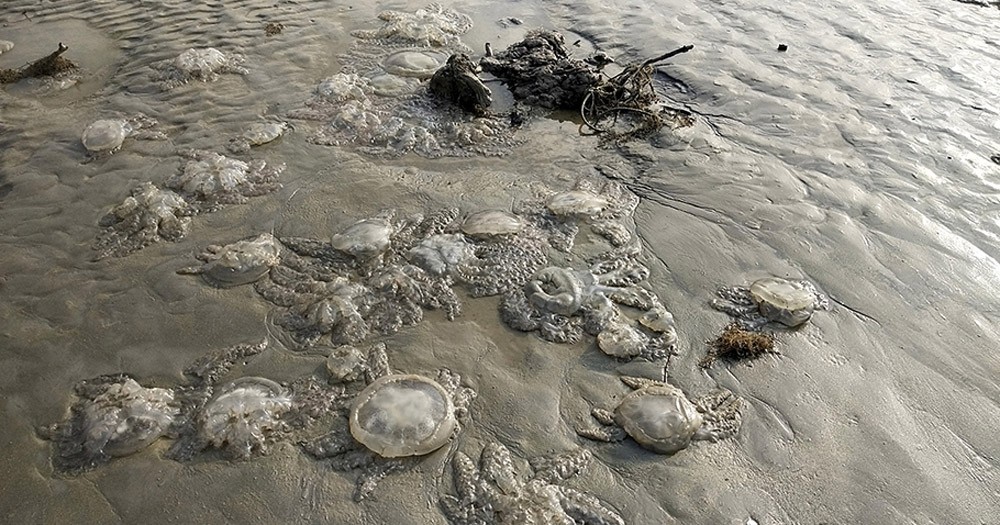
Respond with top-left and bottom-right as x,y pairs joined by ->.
701,322 -> 777,367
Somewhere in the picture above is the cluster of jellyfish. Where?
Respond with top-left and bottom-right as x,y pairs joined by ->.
54,4 -> 834,523
40,339 -> 473,504
84,46 -> 291,259
287,3 -> 521,158
47,170 -> 831,521
87,3 -> 529,260
176,176 -> 681,361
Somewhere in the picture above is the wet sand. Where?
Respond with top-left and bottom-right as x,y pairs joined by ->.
2,0 -> 999,524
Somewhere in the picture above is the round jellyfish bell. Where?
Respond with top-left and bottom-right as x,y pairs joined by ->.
349,373 -> 458,458
81,378 -> 178,458
82,119 -> 129,154
749,277 -> 817,327
331,216 -> 394,259
177,233 -> 281,288
460,210 -> 525,239
613,383 -> 704,454
545,190 -> 609,219
382,50 -> 448,79
199,377 -> 292,459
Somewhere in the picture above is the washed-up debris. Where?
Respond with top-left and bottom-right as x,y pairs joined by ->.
0,43 -> 78,84
481,29 -> 603,110
579,45 -> 695,144
701,323 -> 778,367
429,53 -> 492,115
476,29 -> 695,144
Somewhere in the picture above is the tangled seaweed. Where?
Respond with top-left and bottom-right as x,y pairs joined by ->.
480,29 -> 695,145
580,45 -> 695,145
701,322 -> 778,367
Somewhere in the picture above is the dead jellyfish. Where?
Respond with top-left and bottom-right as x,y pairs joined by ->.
351,4 -> 474,49
324,100 -> 384,143
177,233 -> 282,288
198,377 -> 292,459
367,72 -> 421,98
170,152 -> 251,197
81,379 -> 177,458
82,120 -> 128,154
597,314 -> 649,359
460,210 -> 525,239
166,150 -> 283,206
81,113 -> 162,156
174,47 -> 245,81
316,73 -> 371,102
349,373 -> 458,458
330,213 -> 396,259
40,376 -> 179,473
93,182 -> 194,259
579,376 -> 743,455
178,47 -> 226,72
639,304 -> 675,333
712,277 -> 828,330
325,346 -> 366,383
382,50 -> 448,79
546,190 -> 609,219
406,233 -> 473,276
300,343 -> 475,500
0,40 -> 13,55
227,121 -> 290,154
152,47 -> 247,89
524,266 -> 603,316
749,277 -> 818,327
611,382 -> 703,454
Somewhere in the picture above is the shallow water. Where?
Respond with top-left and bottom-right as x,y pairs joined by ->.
2,0 -> 999,524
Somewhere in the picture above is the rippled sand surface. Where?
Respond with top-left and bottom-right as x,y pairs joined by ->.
2,0 -> 999,523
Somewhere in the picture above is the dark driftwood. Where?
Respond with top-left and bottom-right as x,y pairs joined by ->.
0,43 -> 78,84
641,45 -> 694,67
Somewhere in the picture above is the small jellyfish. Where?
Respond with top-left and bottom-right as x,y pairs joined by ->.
330,214 -> 396,260
81,113 -> 163,157
749,277 -> 820,327
198,377 -> 293,459
406,233 -> 473,276
227,121 -> 290,154
712,277 -> 828,329
545,190 -> 609,219
176,233 -> 282,288
152,47 -> 247,89
579,376 -> 743,455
